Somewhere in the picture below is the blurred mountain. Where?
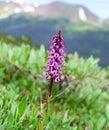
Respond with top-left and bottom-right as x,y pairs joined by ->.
0,1 -> 35,19
0,1 -> 100,23
35,2 -> 99,23
104,18 -> 109,24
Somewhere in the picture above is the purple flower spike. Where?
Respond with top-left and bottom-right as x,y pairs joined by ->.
46,30 -> 65,83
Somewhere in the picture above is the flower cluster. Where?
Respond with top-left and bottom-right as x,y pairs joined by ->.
46,30 -> 65,83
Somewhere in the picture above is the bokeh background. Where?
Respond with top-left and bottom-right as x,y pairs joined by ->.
0,0 -> 109,67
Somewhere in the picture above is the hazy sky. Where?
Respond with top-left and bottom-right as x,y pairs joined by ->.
0,0 -> 109,19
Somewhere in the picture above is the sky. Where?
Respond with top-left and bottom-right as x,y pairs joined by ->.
0,0 -> 109,19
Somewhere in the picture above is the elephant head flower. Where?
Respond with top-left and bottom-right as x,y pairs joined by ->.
46,30 -> 65,83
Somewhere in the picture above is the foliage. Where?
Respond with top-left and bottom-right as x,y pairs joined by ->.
0,34 -> 32,46
0,41 -> 109,130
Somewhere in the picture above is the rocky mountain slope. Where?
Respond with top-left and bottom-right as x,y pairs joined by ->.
35,2 -> 99,23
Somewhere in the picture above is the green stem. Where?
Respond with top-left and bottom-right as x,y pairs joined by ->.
48,78 -> 53,97
39,78 -> 53,130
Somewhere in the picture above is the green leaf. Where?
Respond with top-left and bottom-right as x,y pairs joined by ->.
17,96 -> 27,119
7,113 -> 14,128
96,116 -> 107,130
88,120 -> 93,130
11,101 -> 18,117
0,124 -> 6,130
62,111 -> 68,123
106,104 -> 109,120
